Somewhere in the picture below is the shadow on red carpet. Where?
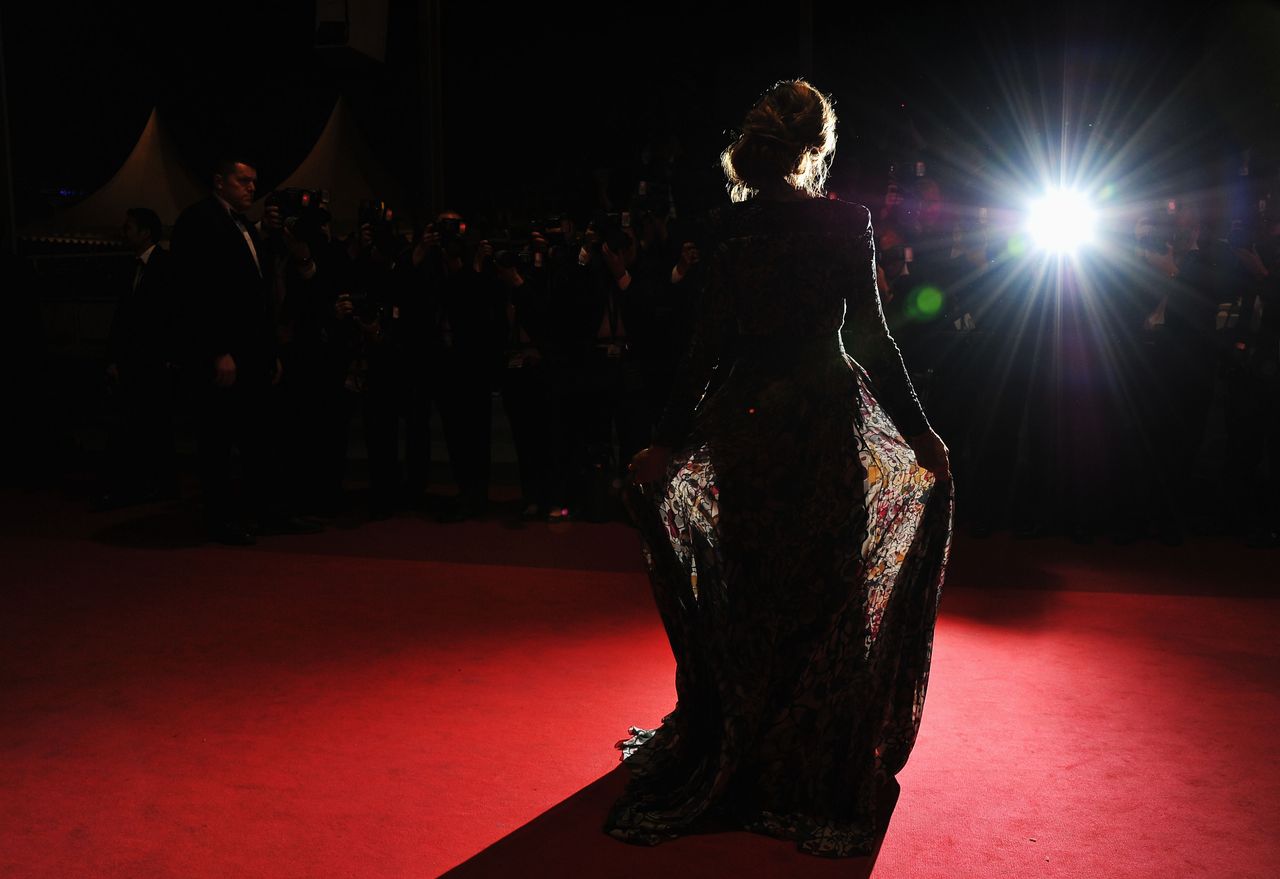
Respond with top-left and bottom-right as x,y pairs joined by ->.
439,766 -> 899,878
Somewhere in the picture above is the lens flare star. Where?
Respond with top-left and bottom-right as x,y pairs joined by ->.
1026,188 -> 1097,254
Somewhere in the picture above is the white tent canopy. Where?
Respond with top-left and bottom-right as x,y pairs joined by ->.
23,107 -> 205,244
254,94 -> 402,234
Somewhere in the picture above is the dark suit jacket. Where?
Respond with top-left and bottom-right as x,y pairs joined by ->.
170,195 -> 278,383
107,246 -> 177,370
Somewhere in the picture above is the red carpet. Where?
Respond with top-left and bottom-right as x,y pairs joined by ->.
1,491 -> 1277,878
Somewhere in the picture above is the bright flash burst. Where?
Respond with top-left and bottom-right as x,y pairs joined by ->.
1026,188 -> 1097,254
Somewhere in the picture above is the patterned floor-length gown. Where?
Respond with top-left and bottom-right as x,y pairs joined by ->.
605,196 -> 954,857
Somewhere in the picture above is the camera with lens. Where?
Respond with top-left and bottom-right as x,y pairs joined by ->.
265,188 -> 329,236
359,198 -> 393,232
499,225 -> 534,267
541,215 -> 567,245
437,216 -> 466,244
587,212 -> 631,255
481,228 -> 527,272
603,210 -> 635,231
494,247 -> 523,271
358,199 -> 397,251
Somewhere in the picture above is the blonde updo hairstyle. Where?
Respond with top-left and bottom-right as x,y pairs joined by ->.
721,79 -> 837,203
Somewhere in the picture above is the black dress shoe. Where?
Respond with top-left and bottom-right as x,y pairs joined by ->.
208,524 -> 256,546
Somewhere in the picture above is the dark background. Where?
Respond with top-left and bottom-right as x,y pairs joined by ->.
5,1 -> 1280,231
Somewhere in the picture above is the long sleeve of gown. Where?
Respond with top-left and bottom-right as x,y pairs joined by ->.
843,208 -> 931,439
652,239 -> 733,449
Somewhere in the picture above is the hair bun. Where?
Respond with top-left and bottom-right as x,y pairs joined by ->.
741,126 -> 805,151
722,79 -> 837,202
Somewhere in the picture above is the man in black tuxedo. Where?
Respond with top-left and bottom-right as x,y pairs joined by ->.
97,207 -> 179,509
171,157 -> 322,544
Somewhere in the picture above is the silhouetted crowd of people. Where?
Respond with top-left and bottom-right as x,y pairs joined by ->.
867,167 -> 1280,548
99,156 -> 709,543
98,155 -> 1280,548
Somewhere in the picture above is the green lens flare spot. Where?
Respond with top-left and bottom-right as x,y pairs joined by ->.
915,285 -> 944,317
904,285 -> 945,321
1006,234 -> 1028,257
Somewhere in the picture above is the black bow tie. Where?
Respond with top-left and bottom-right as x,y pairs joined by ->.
231,211 -> 249,227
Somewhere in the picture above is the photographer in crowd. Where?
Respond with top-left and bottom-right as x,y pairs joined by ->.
98,207 -> 180,510
493,235 -> 558,520
340,206 -> 406,519
532,214 -> 592,521
271,190 -> 356,519
628,182 -> 703,428
1108,215 -> 1187,544
142,127 -> 1280,551
399,211 -> 505,522
568,211 -> 656,522
1219,210 -> 1280,546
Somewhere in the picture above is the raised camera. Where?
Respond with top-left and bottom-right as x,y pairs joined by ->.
266,188 -> 329,228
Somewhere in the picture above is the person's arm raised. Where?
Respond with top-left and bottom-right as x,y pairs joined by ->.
843,206 -> 949,479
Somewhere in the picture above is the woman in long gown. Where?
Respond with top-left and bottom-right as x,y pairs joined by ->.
605,79 -> 954,858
